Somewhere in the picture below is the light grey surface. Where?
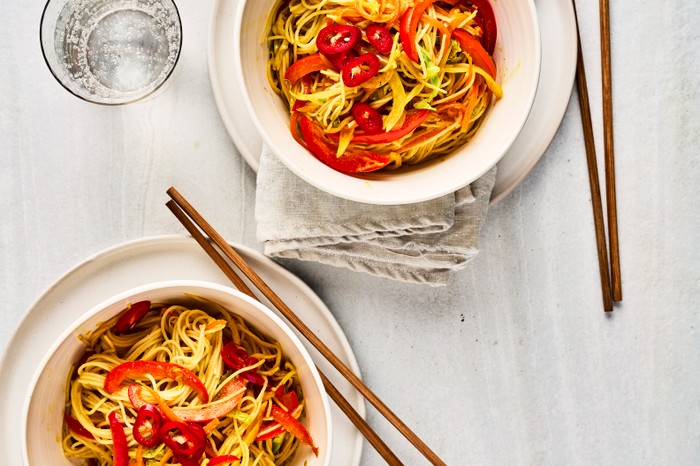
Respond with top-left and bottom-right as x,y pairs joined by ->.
1,1 -> 699,465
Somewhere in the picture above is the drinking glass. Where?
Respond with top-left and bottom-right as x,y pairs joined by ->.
40,0 -> 182,105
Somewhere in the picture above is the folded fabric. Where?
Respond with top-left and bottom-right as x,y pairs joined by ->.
255,147 -> 496,286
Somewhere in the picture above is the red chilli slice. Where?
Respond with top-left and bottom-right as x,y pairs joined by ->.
351,103 -> 383,134
159,421 -> 206,461
325,48 -> 358,70
366,24 -> 393,55
132,404 -> 162,448
341,52 -> 380,87
316,23 -> 360,55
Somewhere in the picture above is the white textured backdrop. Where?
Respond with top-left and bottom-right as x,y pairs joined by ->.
1,1 -> 699,465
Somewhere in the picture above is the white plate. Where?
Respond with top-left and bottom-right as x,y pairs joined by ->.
207,0 -> 576,204
0,235 -> 363,466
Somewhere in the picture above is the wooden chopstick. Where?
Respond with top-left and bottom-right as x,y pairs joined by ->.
573,1 -> 614,312
167,187 -> 446,465
166,187 -> 446,465
316,370 -> 403,465
165,199 -> 404,466
599,0 -> 622,302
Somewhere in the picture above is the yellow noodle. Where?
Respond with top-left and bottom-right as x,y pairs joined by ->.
62,301 -> 311,465
267,0 -> 501,169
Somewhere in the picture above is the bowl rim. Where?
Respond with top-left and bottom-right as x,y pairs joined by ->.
233,0 -> 542,205
21,279 -> 333,466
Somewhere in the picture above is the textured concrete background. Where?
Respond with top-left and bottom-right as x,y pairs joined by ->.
1,0 -> 699,465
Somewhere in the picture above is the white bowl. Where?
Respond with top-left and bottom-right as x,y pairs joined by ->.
234,0 -> 541,205
22,280 -> 332,466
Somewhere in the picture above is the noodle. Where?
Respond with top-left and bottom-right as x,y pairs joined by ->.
62,300 -> 315,466
266,0 -> 501,172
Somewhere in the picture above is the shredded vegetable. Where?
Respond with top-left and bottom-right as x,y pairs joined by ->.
267,0 -> 502,173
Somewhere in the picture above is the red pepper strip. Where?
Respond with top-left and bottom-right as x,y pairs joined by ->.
256,421 -> 286,442
329,109 -> 430,145
256,388 -> 300,441
133,404 -> 162,448
275,386 -> 300,411
290,111 -> 305,147
270,405 -> 318,456
128,384 -> 184,422
172,377 -> 246,422
437,0 -> 497,53
341,52 -> 380,87
399,6 -> 417,62
366,24 -> 393,55
128,378 -> 246,423
452,28 -> 496,78
285,53 -> 332,84
291,76 -> 312,111
208,455 -> 241,466
105,360 -> 209,403
64,413 -> 95,440
104,361 -> 209,403
221,342 -> 265,386
466,7 -> 486,43
399,0 -> 436,63
160,421 -> 206,461
468,0 -> 497,55
113,300 -> 151,334
299,115 -> 392,173
291,75 -> 314,115
108,411 -> 129,466
220,342 -> 251,371
403,127 -> 451,151
316,23 -> 360,55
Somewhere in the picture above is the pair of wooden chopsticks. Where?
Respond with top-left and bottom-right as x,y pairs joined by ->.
573,0 -> 622,312
166,187 -> 446,465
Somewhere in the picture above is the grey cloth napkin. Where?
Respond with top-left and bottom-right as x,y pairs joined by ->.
255,147 -> 496,286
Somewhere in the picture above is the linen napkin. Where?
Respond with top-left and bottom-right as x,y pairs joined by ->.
255,147 -> 496,286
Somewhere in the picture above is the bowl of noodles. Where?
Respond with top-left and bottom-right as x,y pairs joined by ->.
234,0 -> 540,205
22,280 -> 332,466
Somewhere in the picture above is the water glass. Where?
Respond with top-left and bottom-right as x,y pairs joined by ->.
40,0 -> 182,105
